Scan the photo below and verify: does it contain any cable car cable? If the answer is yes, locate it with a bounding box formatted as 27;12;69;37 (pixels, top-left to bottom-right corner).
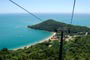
59;0;76;60
9;0;42;22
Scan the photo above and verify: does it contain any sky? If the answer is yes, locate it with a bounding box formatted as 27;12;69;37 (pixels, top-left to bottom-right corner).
0;0;90;14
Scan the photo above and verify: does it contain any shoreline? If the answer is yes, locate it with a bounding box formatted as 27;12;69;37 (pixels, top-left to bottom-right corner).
12;32;56;50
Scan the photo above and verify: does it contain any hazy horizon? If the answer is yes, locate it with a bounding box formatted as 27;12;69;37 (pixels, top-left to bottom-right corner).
0;0;90;14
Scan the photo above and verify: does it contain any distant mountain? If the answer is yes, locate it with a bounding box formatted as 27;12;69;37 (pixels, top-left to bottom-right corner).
28;19;90;33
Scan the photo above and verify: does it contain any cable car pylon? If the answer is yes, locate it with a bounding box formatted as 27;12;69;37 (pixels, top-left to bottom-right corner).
58;0;76;60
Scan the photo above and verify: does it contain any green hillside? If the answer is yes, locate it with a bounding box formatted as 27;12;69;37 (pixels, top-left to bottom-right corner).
28;19;90;33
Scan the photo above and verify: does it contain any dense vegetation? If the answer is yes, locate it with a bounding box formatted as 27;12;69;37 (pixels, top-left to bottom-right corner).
28;19;90;33
0;35;90;60
63;35;90;60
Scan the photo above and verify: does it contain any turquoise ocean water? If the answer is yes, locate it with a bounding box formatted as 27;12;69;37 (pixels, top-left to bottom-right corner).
0;13;90;50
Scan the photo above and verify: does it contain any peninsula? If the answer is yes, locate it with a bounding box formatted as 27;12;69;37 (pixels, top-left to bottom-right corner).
28;19;90;33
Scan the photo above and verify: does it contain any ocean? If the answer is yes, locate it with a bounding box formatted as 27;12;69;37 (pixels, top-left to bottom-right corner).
0;13;90;50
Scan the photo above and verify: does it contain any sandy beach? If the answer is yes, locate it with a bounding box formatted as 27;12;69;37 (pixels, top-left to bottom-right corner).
12;32;56;50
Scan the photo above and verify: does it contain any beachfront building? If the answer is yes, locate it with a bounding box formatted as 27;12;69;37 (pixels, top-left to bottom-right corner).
50;35;58;41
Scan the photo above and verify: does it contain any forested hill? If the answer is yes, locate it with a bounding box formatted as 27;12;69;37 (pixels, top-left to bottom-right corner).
0;35;90;60
28;19;90;33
